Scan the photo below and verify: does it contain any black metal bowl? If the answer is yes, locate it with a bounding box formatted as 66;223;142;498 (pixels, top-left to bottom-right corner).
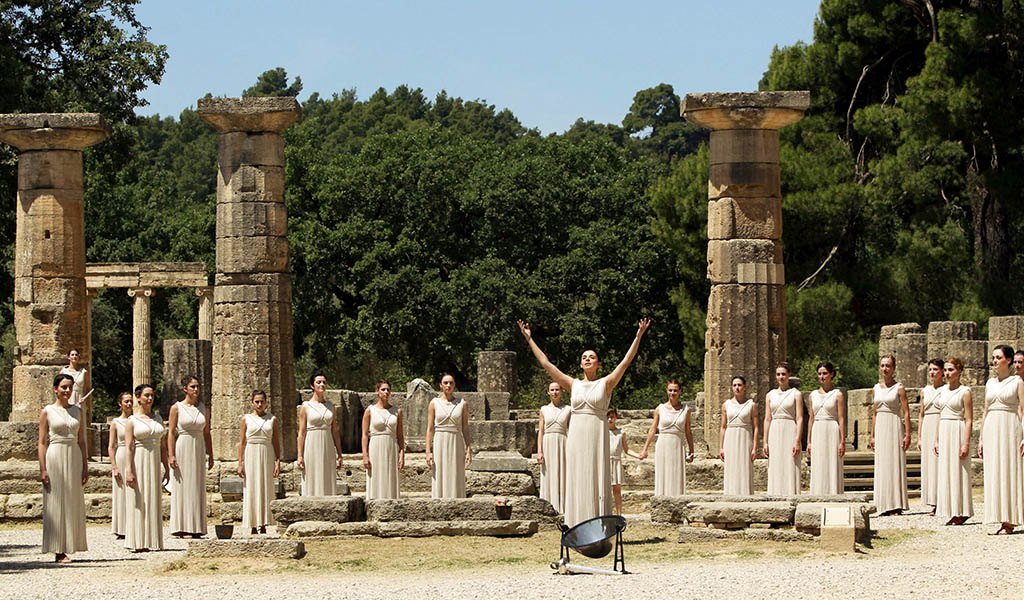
561;515;626;559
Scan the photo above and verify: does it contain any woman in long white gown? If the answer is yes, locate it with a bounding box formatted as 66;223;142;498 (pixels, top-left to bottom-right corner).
934;358;973;525
537;382;570;512
979;345;1024;535
639;379;694;497
870;355;910;516
167;376;213;537
124;384;168;552
108;392;134;539
426;374;471;498
39;374;89;563
720;376;758;496
763;363;803;495
238;390;282;534
807;361;845;495
918;359;945;514
518;318;650;528
298;373;343;496
362;380;405;500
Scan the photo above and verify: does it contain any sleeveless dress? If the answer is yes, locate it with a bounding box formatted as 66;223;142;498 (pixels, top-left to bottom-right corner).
539;403;570;513
41;404;88;555
723;399;754;495
983;375;1024;525
125;415;165;551
936;385;973;520
431;397;467;498
766;388;801;495
169;401;208;535
59;366;87;407
609;428;625;486
242;413;277;529
655;402;689;496
872;382;909;513
111;416;129;536
302;400;337;496
564;377;613;527
919;384;942;507
366;405;401;500
809;389;843;495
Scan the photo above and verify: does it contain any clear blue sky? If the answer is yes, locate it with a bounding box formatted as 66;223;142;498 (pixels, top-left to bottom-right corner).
136;0;821;133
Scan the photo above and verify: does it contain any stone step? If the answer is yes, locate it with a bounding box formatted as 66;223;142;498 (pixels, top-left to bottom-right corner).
283;519;538;538
186;538;306;559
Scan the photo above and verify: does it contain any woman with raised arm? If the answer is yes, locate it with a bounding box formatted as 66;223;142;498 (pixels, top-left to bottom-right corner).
979;345;1024;534
39;374;89;563
518;318;651;527
763;363;803;495
639;379;694;497
238;390;282;535
426;374;472;498
720;376;759;496
297;373;342;496
807;362;846;495
919;359;945;514
537;382;570;513
362;380;405;500
124;384;168;552
934;358;973;525
167;375;213;538
108;392;134;539
870;355;910;516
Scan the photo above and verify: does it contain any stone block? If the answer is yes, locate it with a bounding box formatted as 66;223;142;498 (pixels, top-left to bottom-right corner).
708;162;781;200
186;539;305;559
0;113;109;150
687;501;795;525
988;316;1024;342
218;132;285;168
217;201;288;238
946;340;988;369
879;323;921;358
707;129;780;165
162;339;212;419
0;461;42;494
706;239;780;285
467;471;536;496
10;365;65;422
707;197;782;241
894;333;928;388
468;420;536;457
270;496;364;527
219;501;243;523
213;301;278;337
197;97;301;134
927;321;978;362
16;151;85;189
220;475;244;501
365;496;559;527
684;92;810;129
283;521;380;537
217;165;286;203
477;351;517;394
0;421;41;459
794;502;872;543
4;493;43;519
84;493;112;520
962;368;989;387
15;189;86;276
216;235;289;274
469;451;532;472
377;519;537;538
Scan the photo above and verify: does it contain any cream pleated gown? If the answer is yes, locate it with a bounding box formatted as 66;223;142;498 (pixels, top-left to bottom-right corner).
111;416;129;537
723;399;754;495
366;405;401;500
242;413;277;530
539;403;570;513
301;400;337;496
919;384;942;507
983;375;1024;526
654;402;690;496
564;377;613;528
169;401;208;535
431;397;467;498
809;389;843;495
125;415;164;551
872;383;909;513
41;404;88;555
936;385;973;520
609;427;625;486
766;388;801;495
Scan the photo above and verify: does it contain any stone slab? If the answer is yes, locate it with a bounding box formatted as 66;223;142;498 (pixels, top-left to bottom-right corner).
365;496;559;527
794;502;873;543
0;113;109;150
283;520;380;537
270;496;364;527
198;97;301;134
678;526;813;543
468;451;533;473
186;538;305;559
377;519;537;537
467;471;536;496
686;501;795;525
650;494;870;524
0;421;40;460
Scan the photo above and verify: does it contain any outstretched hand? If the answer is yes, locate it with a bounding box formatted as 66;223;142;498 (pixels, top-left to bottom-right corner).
636;318;651;338
517;320;532;340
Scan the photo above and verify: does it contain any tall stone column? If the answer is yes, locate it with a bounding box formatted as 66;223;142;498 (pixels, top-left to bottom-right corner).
0;114;108;422
682;92;809;451
198;97;300;460
128;287;154;389
195;287;213;341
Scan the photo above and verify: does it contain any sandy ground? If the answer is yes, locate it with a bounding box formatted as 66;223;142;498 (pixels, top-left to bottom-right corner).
2;502;1022;600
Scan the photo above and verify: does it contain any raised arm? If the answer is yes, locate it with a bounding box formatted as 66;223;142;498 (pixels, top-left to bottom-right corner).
605;318;652;391
518;321;573;391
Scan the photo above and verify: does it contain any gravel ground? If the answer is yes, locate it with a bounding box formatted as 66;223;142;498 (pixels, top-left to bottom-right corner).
2;502;1022;600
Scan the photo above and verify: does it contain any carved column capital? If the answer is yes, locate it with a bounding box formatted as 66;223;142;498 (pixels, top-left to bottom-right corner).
128;287;154;299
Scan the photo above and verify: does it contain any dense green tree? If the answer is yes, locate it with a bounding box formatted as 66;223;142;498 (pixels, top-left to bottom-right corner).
243;67;303;97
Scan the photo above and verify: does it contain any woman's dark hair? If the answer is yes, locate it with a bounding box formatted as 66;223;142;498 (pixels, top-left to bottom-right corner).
776;362;791;373
134;383;153;397
945;357;964;372
879;354;896;367
250;389;267;401
994;345;1015;361
308;371;326;387
375;380;391;391
182;374;200;387
816;361;837;376
928;358;945;369
439;372;456;384
53;373;74;388
606;407;618;417
731;375;747;385
666;378;682;388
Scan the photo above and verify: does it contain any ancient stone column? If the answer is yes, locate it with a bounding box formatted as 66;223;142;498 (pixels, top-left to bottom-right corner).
162;339;213;420
198;97;300;460
477;351;517;394
0;114;108;422
195;286;213;341
128;287;154;389
683;92;809;451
